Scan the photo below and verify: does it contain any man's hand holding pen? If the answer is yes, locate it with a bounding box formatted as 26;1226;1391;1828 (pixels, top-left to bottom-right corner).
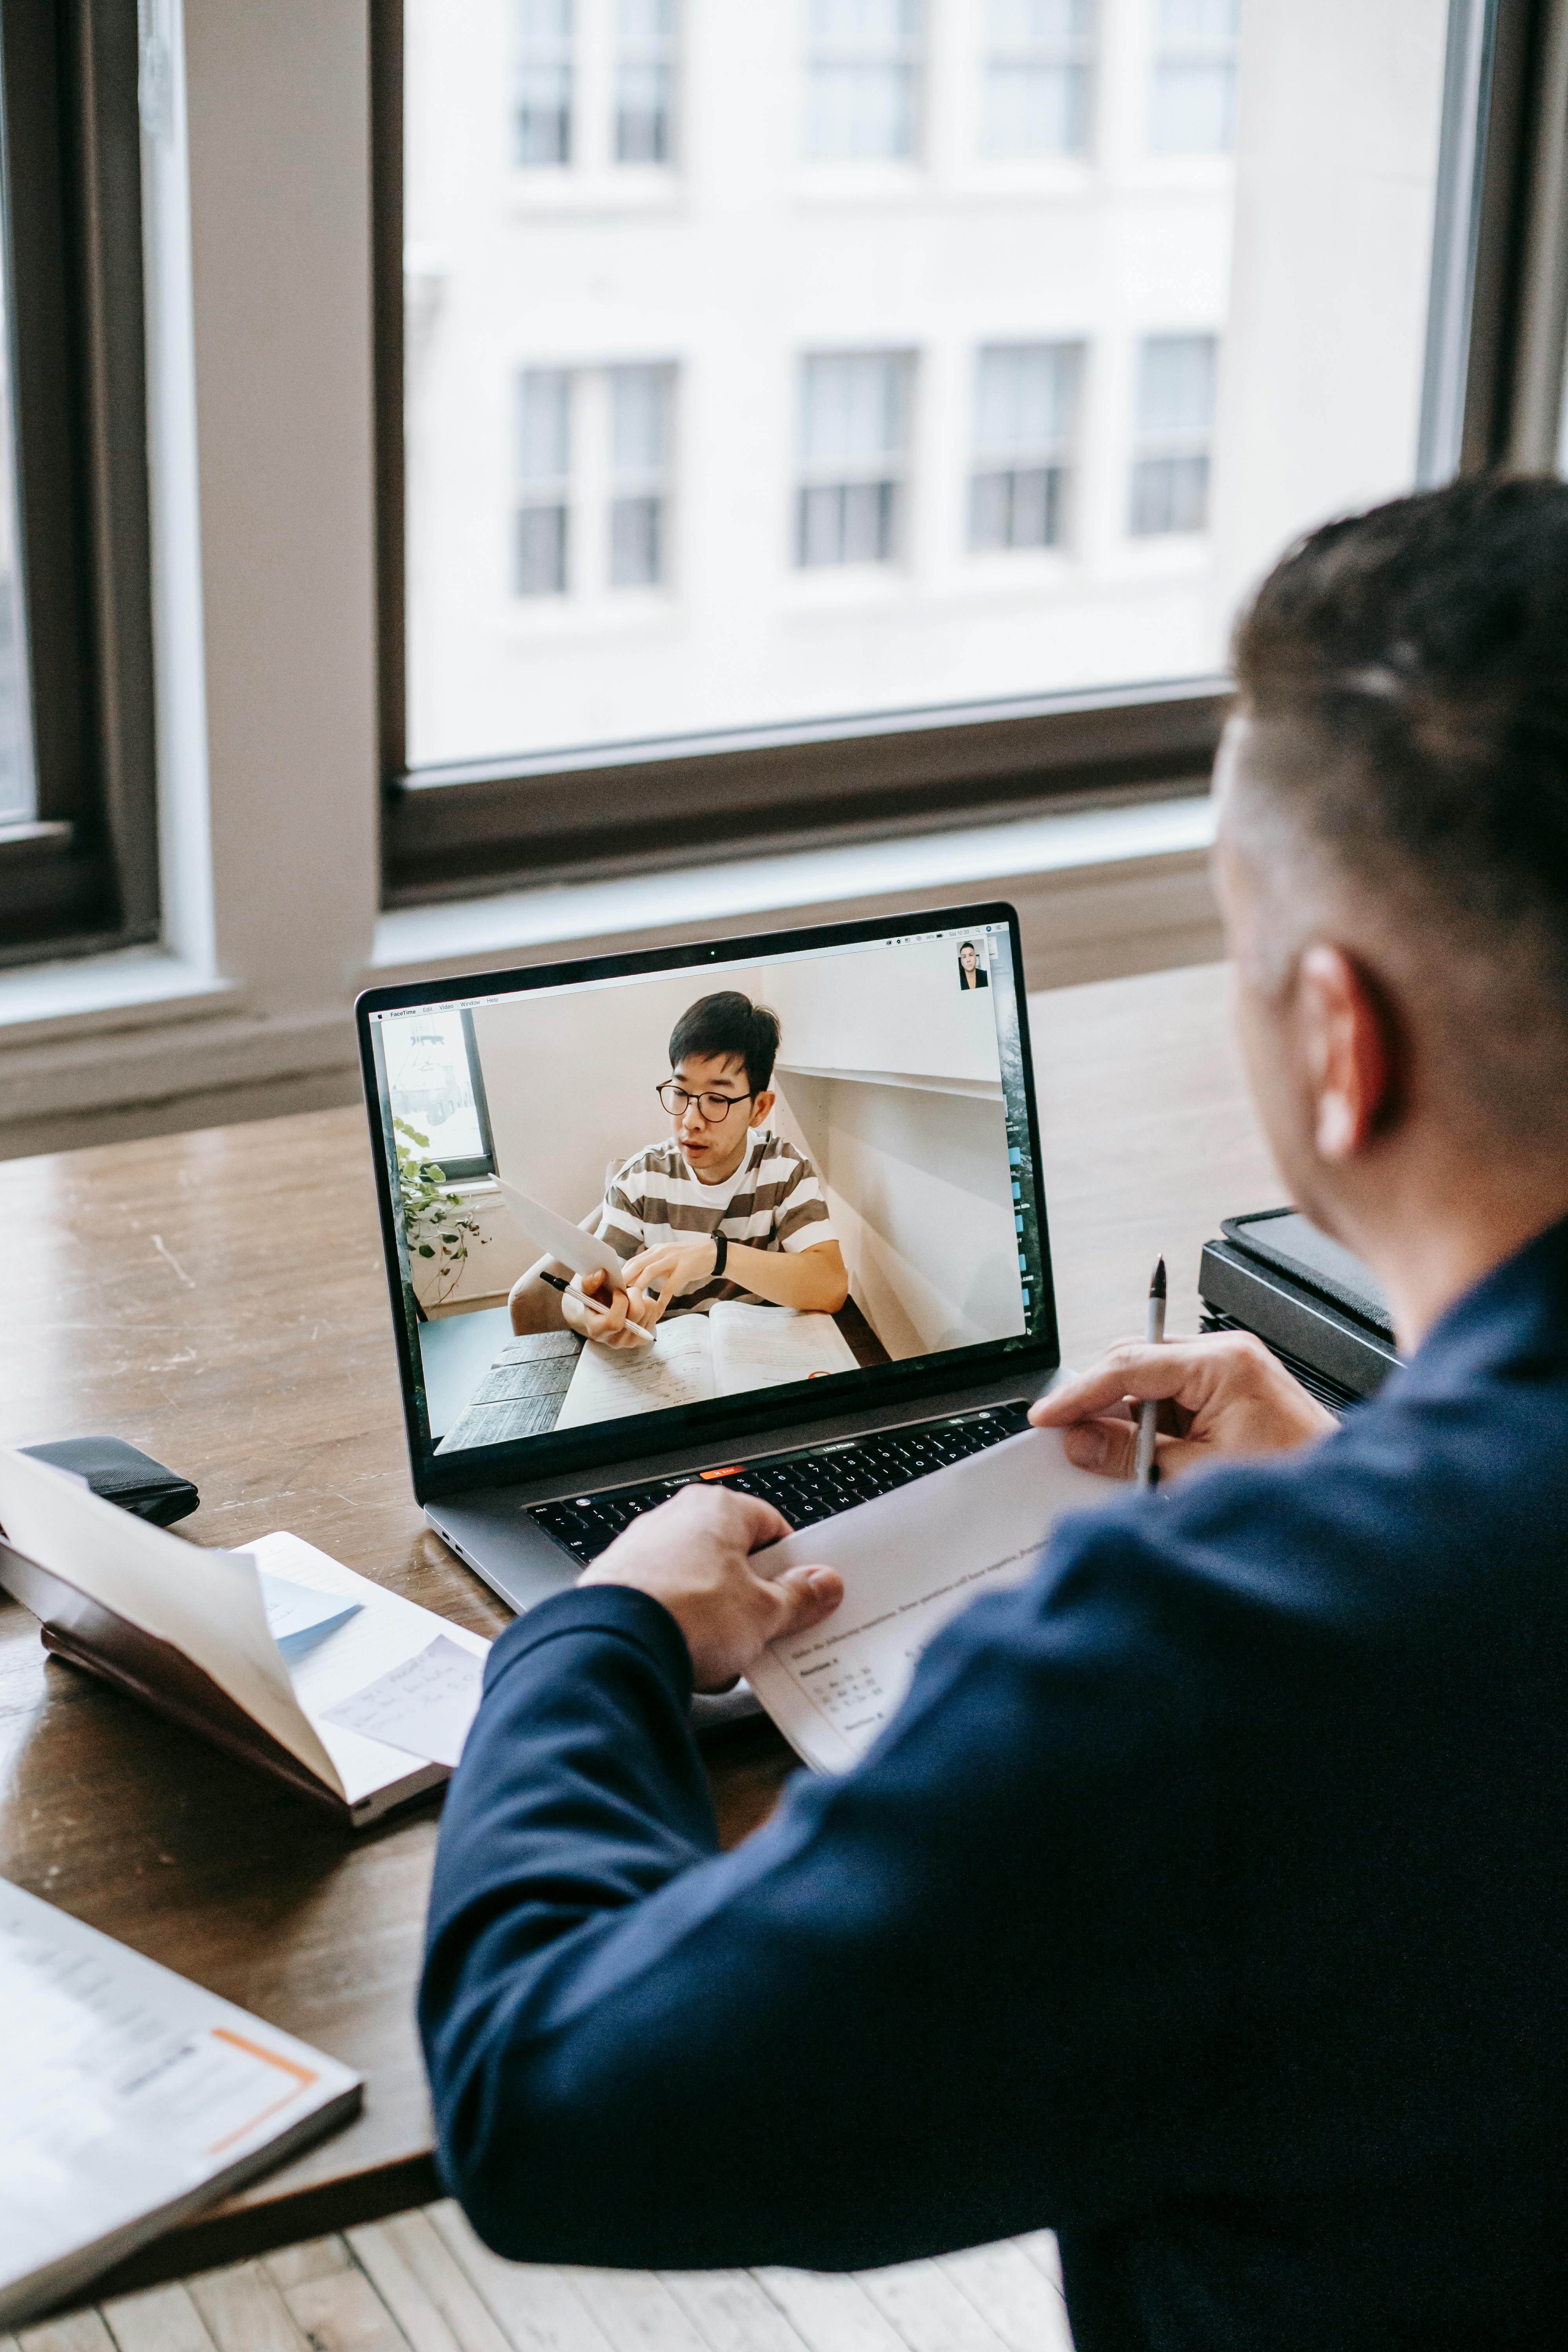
1031;1327;1336;1482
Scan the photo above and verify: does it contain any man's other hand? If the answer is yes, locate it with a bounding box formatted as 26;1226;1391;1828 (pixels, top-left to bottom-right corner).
579;1486;844;1689
1029;1329;1338;1483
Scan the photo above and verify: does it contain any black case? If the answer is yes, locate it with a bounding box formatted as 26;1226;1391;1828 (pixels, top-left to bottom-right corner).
1198;1208;1399;1409
20;1437;200;1527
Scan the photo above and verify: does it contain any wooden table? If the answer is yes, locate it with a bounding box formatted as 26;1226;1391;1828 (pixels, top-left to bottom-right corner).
0;960;1281;2298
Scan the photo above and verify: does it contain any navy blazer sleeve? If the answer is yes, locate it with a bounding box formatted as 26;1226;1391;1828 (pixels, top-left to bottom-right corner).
420;1497;1257;2272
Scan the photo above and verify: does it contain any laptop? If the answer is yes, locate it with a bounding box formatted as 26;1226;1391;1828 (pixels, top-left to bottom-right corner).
356;901;1060;1693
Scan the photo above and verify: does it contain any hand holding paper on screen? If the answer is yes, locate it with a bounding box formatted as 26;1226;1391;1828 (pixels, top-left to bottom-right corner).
495;1179;654;1345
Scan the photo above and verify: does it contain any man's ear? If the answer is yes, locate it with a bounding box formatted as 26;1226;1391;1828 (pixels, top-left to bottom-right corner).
1297;944;1397;1160
750;1088;776;1129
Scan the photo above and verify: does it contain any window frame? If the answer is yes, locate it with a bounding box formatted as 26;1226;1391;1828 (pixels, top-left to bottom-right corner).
387;1005;498;1185
373;0;1555;913
0;0;158;967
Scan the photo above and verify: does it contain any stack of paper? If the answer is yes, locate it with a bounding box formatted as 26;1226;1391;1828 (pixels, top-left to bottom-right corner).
0;1877;360;2325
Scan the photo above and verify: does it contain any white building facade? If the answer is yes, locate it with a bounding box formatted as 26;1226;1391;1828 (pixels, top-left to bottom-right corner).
404;0;1241;772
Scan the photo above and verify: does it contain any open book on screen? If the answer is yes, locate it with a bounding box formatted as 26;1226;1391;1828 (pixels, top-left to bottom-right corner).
0;1450;490;1827
748;1426;1108;1772
554;1301;860;1428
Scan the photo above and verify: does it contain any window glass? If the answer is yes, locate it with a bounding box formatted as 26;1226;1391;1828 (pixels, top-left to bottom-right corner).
516;0;574;166
0;221;32;823
971;343;1079;550
1131;333;1215;535
797;354;908;566
805;0;921;162
403;3;1452;773
1151;0;1236;155
981;0;1091;160
516;370;572;595
383;1009;492;1176
616;0;675;163
610;365;673;586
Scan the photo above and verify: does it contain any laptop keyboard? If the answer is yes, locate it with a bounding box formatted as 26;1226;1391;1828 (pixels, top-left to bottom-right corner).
529;1401;1033;1567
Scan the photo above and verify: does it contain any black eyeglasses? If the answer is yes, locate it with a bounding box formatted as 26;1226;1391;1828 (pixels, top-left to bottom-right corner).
657;1081;753;1122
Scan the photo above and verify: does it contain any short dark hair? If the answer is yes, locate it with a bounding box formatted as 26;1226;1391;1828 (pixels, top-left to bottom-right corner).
1231;475;1568;1138
668;992;781;1096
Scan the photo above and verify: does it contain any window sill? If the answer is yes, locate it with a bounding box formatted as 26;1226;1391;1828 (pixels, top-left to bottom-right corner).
371;790;1220;987
0;946;233;1044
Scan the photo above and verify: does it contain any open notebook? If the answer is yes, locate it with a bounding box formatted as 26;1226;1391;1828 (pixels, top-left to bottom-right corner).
555;1301;859;1428
438;1302;859;1450
0;1877;360;2326
0;1450;490;1827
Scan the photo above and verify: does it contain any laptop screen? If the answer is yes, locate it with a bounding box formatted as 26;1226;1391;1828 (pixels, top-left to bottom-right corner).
360;904;1056;1493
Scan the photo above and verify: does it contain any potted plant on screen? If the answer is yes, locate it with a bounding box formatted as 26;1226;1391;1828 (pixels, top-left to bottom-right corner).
395;1118;486;1315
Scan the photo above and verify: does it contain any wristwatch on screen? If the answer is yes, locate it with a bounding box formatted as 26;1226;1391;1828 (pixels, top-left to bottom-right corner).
710;1232;727;1280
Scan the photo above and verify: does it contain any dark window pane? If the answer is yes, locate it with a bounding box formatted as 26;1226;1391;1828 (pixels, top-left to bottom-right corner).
611;494;663;584
517;503;568;592
1130;452;1209;534
617;62;670;161
969;465;1063;549
517;65;572;164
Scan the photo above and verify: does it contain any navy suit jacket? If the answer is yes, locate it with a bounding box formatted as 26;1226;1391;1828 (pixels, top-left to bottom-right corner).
421;1219;1568;2350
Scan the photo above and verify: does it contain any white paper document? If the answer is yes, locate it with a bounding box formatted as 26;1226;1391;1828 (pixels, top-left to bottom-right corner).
321;1633;485;1768
0;1878;359;2326
748;1427;1108;1772
555;1312;718;1426
706;1301;859;1394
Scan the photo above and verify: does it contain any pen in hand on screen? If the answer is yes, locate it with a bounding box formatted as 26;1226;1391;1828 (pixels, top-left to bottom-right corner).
1133;1256;1167;1489
538;1267;655;1344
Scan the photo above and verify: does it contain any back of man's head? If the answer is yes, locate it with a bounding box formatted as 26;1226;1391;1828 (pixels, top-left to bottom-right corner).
1229;474;1568;1154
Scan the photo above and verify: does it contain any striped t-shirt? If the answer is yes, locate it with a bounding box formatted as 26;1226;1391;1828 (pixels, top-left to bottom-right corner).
597;1132;836;1315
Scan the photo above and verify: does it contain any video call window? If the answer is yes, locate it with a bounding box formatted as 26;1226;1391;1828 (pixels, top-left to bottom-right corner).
373;923;1042;1458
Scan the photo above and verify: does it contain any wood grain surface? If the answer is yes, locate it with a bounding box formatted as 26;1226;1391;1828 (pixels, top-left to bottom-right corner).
0;960;1281;2299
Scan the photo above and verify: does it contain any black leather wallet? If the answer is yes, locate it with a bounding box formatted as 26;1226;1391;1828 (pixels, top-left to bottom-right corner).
20;1436;200;1527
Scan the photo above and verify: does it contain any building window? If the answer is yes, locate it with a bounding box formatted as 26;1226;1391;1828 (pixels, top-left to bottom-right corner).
804;0;921;163
516;366;674;597
981;0;1092;160
797;354;909;567
615;0;675;163
1150;0;1237;155
1130;334;1216;535
609;365;673;585
516;371;572;594
970;343;1080;550
516;0;574;167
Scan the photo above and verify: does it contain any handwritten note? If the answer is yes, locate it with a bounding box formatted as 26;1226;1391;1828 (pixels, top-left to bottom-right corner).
320;1634;484;1769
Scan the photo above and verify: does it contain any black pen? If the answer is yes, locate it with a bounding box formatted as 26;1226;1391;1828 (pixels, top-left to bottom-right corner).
1133;1256;1166;1488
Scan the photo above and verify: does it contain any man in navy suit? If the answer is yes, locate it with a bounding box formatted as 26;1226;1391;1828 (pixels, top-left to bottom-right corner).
421;477;1568;2349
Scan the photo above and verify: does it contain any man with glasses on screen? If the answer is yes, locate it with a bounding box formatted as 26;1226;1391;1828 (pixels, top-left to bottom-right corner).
507;988;848;1346
425;478;1568;2349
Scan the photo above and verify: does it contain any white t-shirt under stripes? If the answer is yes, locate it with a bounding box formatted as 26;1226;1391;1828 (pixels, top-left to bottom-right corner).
597;1132;837;1316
